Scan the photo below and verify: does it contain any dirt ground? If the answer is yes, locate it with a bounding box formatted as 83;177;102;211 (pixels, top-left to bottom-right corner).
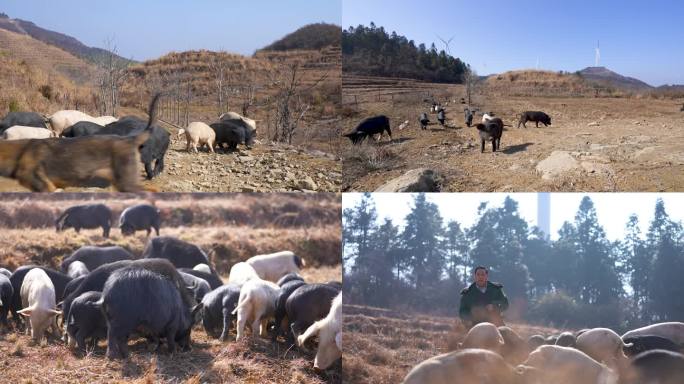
0;130;342;193
342;77;684;192
343;304;565;384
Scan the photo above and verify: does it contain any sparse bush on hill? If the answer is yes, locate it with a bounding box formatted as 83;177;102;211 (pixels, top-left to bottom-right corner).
8;98;20;112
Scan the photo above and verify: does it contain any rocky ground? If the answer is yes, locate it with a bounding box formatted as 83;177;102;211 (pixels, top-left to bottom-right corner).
150;135;342;192
342;85;684;192
0;134;342;193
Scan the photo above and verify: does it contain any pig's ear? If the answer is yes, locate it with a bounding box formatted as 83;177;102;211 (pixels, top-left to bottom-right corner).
17;307;33;317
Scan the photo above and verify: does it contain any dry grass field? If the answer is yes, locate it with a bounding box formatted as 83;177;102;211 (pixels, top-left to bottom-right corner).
341;74;684;192
0;193;342;384
343;304;564;384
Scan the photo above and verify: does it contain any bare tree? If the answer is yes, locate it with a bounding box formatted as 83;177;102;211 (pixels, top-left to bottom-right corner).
463;64;478;106
241;78;257;117
209;50;231;116
96;37;130;116
271;62;329;144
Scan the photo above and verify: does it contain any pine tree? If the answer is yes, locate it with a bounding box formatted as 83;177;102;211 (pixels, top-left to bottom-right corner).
401;194;444;291
573;196;623;305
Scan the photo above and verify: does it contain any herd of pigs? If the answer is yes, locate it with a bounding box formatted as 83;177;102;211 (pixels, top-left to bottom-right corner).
0;202;342;371
0;94;257;192
402;321;684;384
344;101;553;153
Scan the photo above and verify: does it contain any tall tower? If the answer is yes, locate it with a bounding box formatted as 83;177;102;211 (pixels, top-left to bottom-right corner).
595;40;601;67
537;192;551;240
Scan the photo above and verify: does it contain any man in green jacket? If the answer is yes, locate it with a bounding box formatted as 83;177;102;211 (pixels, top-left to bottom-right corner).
459;266;509;328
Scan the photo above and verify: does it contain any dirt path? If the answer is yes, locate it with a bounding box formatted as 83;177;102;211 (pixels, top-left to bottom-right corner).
342;85;684;192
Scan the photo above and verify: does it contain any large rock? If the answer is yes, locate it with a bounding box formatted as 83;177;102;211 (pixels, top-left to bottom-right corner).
375;168;442;192
536;151;579;180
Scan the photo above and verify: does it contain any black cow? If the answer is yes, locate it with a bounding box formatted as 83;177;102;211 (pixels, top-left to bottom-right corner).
96;116;170;179
101;266;201;359
55;204;113;237
142;236;210;269
343;115;392;144
518;111;551;128
119;204;160;236
60;245;133;273
0;112;47;133
475;118;504;153
60;121;104;137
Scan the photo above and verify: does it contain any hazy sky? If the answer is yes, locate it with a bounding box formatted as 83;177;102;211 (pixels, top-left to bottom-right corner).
343;193;684;242
343;0;684;86
3;0;341;60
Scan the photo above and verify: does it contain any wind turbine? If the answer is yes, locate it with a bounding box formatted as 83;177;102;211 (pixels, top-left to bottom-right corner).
595;40;600;67
436;34;455;55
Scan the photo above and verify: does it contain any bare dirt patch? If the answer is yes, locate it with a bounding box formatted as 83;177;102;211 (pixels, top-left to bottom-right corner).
342;76;684;192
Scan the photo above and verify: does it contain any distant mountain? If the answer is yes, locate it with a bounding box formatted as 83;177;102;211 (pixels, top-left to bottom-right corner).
0;12;133;65
656;84;684;91
259;23;341;52
578;66;653;91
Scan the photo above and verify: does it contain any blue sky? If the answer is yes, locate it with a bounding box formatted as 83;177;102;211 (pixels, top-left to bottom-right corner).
343;0;684;86
3;0;341;60
343;193;684;242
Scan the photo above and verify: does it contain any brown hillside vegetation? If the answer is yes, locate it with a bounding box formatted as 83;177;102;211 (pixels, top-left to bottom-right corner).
341;75;684;192
0;194;342;383
484;70;599;97
0;29;96;115
123;46;341;150
0;193;341;272
0;28;96;85
343;304;565;384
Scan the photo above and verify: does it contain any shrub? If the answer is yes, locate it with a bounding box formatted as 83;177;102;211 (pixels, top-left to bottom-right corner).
38;84;53;100
8;99;20;112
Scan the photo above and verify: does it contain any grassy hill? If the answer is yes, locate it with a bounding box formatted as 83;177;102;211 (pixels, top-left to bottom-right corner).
484;69;614;97
0;12;133;65
0;29;96;115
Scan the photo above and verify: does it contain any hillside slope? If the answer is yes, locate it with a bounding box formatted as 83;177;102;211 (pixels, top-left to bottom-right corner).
0;12;131;64
579;66;653;91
